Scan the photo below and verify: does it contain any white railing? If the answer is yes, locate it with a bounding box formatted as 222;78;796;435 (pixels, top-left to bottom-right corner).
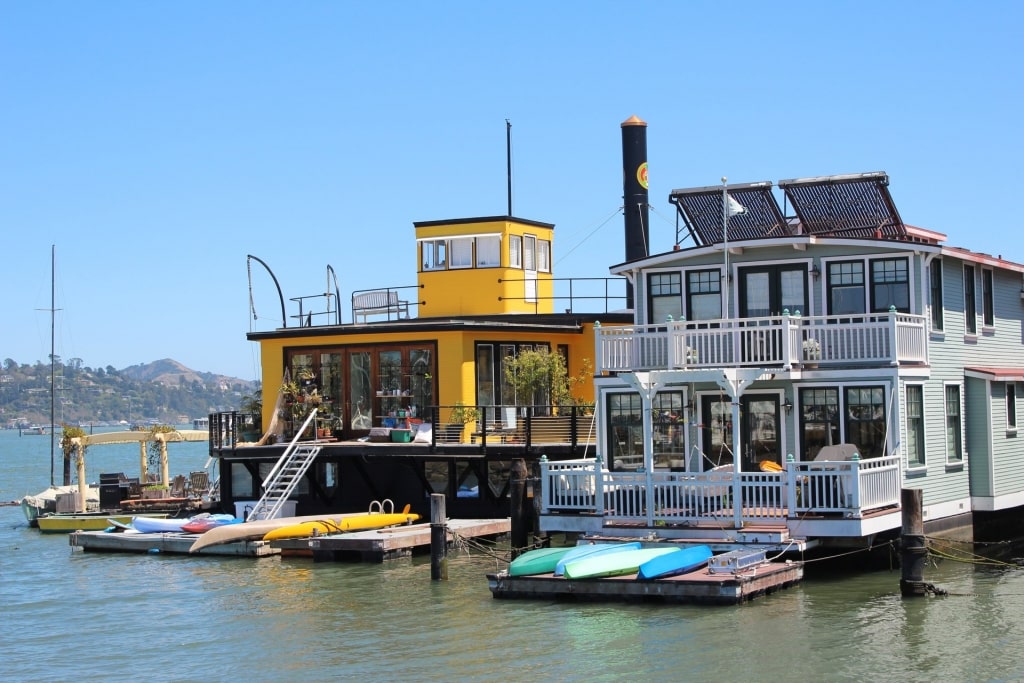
596;313;927;372
540;455;902;531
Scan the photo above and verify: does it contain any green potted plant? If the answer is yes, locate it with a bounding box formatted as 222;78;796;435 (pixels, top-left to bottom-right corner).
240;388;263;441
444;402;479;442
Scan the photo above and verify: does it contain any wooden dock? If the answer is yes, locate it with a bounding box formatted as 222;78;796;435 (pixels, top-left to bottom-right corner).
269;518;511;562
487;559;803;605
69;530;280;557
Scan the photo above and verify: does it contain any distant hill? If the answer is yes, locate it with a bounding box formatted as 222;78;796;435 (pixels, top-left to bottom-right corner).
0;357;256;426
119;358;250;390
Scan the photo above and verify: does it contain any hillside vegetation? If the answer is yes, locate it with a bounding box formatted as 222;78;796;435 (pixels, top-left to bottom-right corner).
0;357;255;427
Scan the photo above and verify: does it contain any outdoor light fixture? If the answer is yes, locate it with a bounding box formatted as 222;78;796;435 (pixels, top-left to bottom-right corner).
811;264;821;280
783;398;793;414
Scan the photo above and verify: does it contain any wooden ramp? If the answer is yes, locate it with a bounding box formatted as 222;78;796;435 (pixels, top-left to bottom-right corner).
269;518;511;562
69;530;280;557
487;559;802;605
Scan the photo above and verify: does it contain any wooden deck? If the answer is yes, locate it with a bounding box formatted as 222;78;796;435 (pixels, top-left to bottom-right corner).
270;517;511;562
487;557;803;605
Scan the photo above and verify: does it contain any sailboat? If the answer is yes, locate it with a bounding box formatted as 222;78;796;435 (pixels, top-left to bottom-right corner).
20;246;99;525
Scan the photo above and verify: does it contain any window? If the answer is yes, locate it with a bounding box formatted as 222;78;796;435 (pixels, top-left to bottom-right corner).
449;237;473;269
738;264;807;317
982;268;994;327
524;235;536;271
945;384;963;463
905;384;925;467
1008;384;1017;431
827;261;865;315
537;239;551;273
648;272;682;323
652;392;685;469
608;393;643;470
964;265;977;334
871;258;909;312
799;387;840;460
687;269;722;321
844;386;886;459
476;235;501;267
422;240;447;271
509;235;522;268
929;258;944;331
475;341;550;408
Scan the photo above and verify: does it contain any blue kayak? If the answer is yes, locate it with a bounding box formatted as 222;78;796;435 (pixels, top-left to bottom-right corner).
637;544;713;580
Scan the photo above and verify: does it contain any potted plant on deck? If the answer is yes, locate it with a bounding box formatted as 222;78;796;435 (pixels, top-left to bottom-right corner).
444;402;479;443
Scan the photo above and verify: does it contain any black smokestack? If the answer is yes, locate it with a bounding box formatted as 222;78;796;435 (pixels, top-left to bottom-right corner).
621;115;649;309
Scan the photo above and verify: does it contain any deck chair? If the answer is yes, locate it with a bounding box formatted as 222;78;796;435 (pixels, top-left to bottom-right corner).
189;471;210;497
169;475;187;498
499;406;520;442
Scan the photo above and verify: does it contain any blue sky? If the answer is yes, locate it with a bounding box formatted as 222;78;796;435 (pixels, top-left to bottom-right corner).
2;1;1021;381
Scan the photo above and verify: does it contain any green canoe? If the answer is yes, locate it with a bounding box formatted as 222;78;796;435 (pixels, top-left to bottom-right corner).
508;546;573;576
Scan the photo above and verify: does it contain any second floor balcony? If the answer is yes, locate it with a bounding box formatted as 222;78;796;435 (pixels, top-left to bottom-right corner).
596;311;928;373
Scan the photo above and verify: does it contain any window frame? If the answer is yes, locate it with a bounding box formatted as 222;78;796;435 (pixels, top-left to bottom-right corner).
647;270;682;324
929;258;944;331
826;260;866;316
475;235;501;268
509;235;522;269
448;237;474;269
982;268;994;328
686;268;723;322
422;239;447;271
537;239;551;273
1008;383;1017;432
964;264;977;335
905;383;926;468
944;382;964;464
870;257;910;313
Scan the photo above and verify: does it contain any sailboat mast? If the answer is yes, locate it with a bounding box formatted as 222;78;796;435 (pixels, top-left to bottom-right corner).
50;244;56;486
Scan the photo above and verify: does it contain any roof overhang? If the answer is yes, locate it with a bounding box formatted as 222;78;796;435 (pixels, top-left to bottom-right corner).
965;367;1024;382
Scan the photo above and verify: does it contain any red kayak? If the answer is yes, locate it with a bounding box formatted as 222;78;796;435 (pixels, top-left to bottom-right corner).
181;514;240;534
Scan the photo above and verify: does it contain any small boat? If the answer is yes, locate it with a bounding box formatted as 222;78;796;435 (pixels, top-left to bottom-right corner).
562;547;680;580
553;541;641;577
21;485;99;526
507;546;573;577
37;511;167;533
131;516;191;533
636;544;713;580
189;512;373;553
262;505;420;541
180;514;240;534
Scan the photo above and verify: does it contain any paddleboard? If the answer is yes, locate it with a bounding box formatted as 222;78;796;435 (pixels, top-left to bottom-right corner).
507;546;572;577
563;547;680;580
636;544;713;580
189;512;369;553
263;509;420;541
553;541;641;577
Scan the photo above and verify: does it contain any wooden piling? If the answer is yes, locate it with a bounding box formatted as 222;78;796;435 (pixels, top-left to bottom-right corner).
510;459;528;559
900;487;927;597
430;493;447;581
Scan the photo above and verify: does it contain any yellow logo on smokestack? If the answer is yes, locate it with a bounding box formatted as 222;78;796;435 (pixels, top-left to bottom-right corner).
637;162;648;189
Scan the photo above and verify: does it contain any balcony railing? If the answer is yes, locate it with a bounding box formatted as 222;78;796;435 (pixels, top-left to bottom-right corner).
596;312;927;373
540;455;902;531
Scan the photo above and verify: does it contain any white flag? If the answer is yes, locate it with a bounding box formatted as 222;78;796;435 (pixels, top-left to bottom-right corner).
727;195;747;217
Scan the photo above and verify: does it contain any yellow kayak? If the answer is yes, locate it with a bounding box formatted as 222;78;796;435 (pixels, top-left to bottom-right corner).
263;504;420;541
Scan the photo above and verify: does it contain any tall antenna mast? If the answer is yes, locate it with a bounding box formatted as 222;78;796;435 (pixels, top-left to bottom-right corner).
506;119;512;215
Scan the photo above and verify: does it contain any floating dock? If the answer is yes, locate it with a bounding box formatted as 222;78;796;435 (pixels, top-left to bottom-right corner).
69;530;280;557
269;518;511;562
487;556;802;605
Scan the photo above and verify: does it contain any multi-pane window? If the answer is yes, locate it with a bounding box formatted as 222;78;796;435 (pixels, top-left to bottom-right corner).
524;235;536;271
905;384;925;467
1008;384;1017;430
945;384;963;463
964;265;977;334
870;258;909;312
799;387;840;461
648;272;682;323
687;269;722;321
844;386;887;459
827;261;865;315
476;235;501;267
929;258;944;331
982;269;994;327
608;393;644;470
422;240;447;271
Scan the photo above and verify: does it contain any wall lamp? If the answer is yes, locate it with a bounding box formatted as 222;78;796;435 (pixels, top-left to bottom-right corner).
783;398;793;414
810;264;821;280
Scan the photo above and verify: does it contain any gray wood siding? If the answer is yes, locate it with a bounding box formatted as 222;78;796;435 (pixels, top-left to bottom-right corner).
989;381;1024;499
965;376;994;497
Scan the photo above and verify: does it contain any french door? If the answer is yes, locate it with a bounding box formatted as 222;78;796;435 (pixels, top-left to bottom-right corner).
700;394;781;471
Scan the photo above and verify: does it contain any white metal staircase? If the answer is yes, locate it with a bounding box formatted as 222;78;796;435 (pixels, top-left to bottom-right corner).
247;410;321;521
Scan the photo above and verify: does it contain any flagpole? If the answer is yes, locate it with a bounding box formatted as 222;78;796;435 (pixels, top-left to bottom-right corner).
722;177;729;319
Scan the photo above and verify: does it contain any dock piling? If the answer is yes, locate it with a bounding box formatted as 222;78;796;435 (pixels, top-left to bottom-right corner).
900;488;928;597
430;493;447;581
510;459;528;559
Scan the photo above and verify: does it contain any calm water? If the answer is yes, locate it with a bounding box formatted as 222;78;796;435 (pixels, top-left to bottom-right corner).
2;428;1023;682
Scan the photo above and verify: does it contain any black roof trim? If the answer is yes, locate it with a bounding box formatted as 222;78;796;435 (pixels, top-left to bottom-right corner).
413;216;555;230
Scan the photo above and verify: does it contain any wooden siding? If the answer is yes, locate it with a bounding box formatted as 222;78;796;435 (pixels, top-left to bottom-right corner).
989;381;1024;500
965;376;993;497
